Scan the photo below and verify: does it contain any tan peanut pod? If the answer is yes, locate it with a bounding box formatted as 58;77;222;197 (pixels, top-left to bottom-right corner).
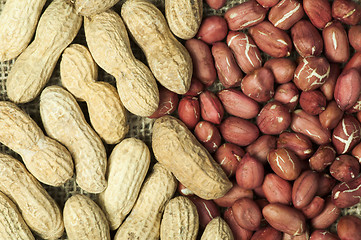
0;0;46;61
84;10;159;117
61;44;128;144
98;138;151;230
114;163;177;240
0;191;34;240
165;0;203;40
6;0;82;104
74;0;119;16
160;196;199;240
0;101;73;187
63;194;110;240
40;86;107;193
121;0;192;94
152;115;232;200
0;153;63;239
201;217;234;240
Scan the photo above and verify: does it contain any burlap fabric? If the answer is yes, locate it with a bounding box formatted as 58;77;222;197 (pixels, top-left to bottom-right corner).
0;0;360;239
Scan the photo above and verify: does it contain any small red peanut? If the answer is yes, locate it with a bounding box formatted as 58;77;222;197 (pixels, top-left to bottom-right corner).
291;20;323;57
334;68;361;111
323;21;350;63
320;63;340;101
232;198;262;231
194;121;221;153
343;52;361;75
303;0;332;29
246;135;277;164
310;230;340;240
332;115;361;154
214;180;253;208
268;0;305;30
330;154;360;182
149;86;178;118
196;16;228;44
256;0;280;8
299;90;326;116
301;196;325;219
264;58;296;84
277;132;313;160
309;145;336;172
184;77;205;96
311;197;341;229
268;148;302;181
349;25;361;52
223;208;254;240
332;175;361;208
262;173;292;205
337;215;361;240
316;173;337;197
351;142;361;163
319;101;344;130
178;96;200;129
199;90;224;125
251;226;283;240
332;0;361;25
292;170;319;209
256;101;291;135
188;196;220;229
236;153;264;190
214;143;245;177
274;82;299;111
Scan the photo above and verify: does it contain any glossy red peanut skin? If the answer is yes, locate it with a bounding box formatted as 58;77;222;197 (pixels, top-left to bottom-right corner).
226;31;262;74
310;230;340;240
274;82;299;111
343;52;361;75
303;0;332;29
332;115;361;154
194;121;221;153
323;21;350;63
263;203;306;236
332;0;361;25
197;16;228;44
177;182;194;196
232;198;262;231
309;145;336;172
188;196;220;229
268;0;304;30
292;20;323;57
319;101;344;130
214;180;253;207
301;196;325;219
348;95;361;113
249;21;292;58
334;68;361;111
214;143;245;177
256;0;279;8
220;116;260;146
224;208;253;240
321;63;340;101
184;77;204;96
256;101;291;135
251;226;283;240
293;56;330;91
332;175;361;208
311;197;341;229
330;155;360;182
349;25;361;52
351;142;361;163
149;86;178;118
241;67;275;103
225;0;267;31
185;39;217;86
316;173;337;197
337;215;361;240
205;0;226;10
199;90;224;125
178;96;200;129
292;170;319;209
212;42;243;88
277;132;313;160
246;135;277;164
218;89;260;120
291;109;331;145
262;173;292;205
299;90;326;116
268;148;302;181
236;153;264;190
264;58;296;84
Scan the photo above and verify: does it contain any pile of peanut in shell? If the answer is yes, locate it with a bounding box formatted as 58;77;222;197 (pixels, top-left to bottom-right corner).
1;0;361;239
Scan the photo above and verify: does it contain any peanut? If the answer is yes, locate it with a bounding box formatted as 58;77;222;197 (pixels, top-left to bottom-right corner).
277;132;313;160
160;196;199;240
61;44;128;144
303;0;332;29
337;215;361;240
40;86;107;193
149;85;179;119
232;198;262;231
0;153;63;239
224;208;253;240
63;194;110;240
256;101;291;135
114;163;177;240
188;196;220;229
311;197;340;229
291;20;323;57
6;0;82;103
299;90;327;115
214;180;253;207
323;21;350;63
199;90;224;125
84;9;159;117
292;170;319;209
330;155;360;182
264;58;296;84
152;115;232;199
268;148;302;181
201;217;234;240
268;0;305;30
262;173;292;205
98;138;150;230
0;0;46;61
165;0;203;40
214;143;245;177
121;0;192;94
196;16;228;44
0;101;73;187
236;153;264;190
74;0;119;16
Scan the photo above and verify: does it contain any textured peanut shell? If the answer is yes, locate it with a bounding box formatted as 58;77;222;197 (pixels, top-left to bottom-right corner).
61;44;128;144
152;115;232;200
160;196;199;240
165;0;203;40
0;191;34;240
201;217;234;240
98;138;150;230
40;86;107;193
0;101;73;187
74;0;119;16
121;0;192;94
63;194;110;240
0;153;63;239
114;163;177;240
6;0;82;103
85;10;159;117
0;0;46;61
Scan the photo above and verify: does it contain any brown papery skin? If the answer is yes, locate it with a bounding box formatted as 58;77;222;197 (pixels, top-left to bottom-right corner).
303;0;332;29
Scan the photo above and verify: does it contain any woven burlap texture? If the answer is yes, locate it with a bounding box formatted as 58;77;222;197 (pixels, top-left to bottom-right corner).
1;0;361;239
